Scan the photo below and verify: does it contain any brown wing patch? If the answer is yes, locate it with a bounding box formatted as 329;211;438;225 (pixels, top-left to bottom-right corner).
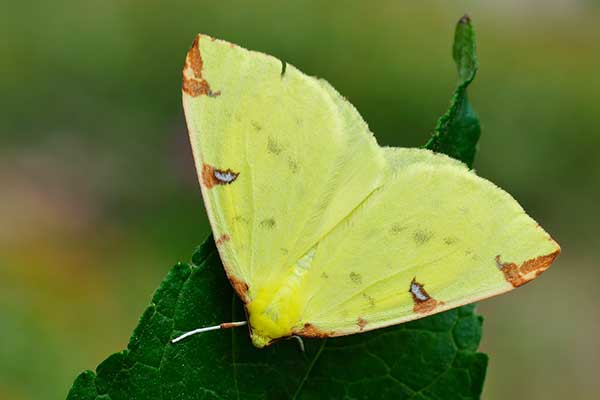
215;234;230;246
182;35;221;97
201;163;239;188
293;323;335;338
228;273;249;303
409;278;444;314
496;258;523;287
520;252;559;275
496;250;560;288
357;317;368;331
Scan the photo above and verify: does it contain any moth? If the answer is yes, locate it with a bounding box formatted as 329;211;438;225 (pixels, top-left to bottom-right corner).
175;34;560;348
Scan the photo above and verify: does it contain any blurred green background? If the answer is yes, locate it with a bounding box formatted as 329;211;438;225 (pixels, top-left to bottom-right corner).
1;1;599;399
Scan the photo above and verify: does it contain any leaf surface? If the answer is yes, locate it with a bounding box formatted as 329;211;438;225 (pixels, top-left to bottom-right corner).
68;237;486;400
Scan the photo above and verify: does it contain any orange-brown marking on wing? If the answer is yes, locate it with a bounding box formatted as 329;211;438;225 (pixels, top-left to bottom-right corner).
414;299;439;314
409;278;444;314
227;273;249;303
182;35;221;97
496;249;560;288
357;317;368;331
293;323;335;338
215;234;231;246
496;257;526;287
201;163;217;188
201;163;239;189
520;251;560;276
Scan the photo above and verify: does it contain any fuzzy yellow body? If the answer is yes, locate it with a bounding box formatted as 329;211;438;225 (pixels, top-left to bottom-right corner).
182;35;560;348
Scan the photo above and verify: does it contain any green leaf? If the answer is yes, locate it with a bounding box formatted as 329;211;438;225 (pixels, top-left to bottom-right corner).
425;14;481;168
68;237;486;400
67;15;487;400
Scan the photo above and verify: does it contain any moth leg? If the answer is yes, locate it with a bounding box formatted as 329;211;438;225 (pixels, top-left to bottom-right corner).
288;335;305;352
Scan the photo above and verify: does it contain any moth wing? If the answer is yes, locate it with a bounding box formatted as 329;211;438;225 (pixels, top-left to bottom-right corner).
296;148;560;336
182;35;386;299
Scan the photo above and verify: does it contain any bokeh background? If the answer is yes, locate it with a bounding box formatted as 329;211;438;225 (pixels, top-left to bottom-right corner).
2;1;599;399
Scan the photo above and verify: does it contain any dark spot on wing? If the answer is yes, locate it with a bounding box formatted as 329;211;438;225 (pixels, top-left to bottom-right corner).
362;293;375;307
233;215;249;225
251;121;262;131
390;223;406;235
349;272;362;285
267;137;283;155
443;236;458;245
288;158;299;173
260;218;276;229
413;229;433;245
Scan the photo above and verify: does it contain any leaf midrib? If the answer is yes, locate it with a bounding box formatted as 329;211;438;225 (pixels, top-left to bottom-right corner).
290;339;327;400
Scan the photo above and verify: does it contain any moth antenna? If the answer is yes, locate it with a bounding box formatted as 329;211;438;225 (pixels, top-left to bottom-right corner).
171;321;247;343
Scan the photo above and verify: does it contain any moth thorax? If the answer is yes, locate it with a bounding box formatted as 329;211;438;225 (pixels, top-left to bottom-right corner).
246;282;304;347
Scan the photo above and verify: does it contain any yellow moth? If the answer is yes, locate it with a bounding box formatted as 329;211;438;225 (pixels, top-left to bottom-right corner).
178;34;560;348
